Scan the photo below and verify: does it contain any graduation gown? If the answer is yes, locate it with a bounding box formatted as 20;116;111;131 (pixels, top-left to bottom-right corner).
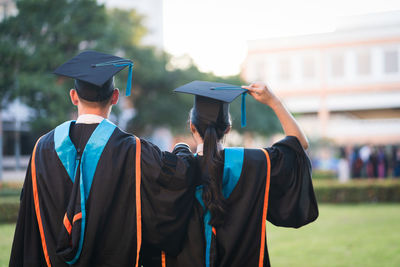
163;136;319;267
9;119;195;267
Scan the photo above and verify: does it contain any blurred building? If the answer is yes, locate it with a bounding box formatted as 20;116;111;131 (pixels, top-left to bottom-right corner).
0;0;31;172
0;0;16;21
102;0;165;139
103;0;164;48
242;11;400;145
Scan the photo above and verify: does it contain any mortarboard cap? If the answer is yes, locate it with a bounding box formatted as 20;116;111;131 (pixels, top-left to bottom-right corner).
174;81;248;127
53;51;134;102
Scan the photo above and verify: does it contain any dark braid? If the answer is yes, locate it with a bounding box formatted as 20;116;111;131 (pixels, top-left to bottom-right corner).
190;108;231;227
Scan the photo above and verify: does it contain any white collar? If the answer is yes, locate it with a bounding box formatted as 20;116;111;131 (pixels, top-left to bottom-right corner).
196;143;224;156
76;114;105;124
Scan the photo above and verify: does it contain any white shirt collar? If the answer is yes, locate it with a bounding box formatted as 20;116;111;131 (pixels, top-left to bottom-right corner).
196;143;224;156
76;114;105;124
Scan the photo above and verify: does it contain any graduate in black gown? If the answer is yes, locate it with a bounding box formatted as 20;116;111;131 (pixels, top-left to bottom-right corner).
160;81;319;267
9;51;195;267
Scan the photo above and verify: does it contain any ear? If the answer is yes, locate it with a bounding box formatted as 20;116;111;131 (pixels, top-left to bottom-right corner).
110;89;119;105
189;121;197;135
224;126;232;135
70;89;79;106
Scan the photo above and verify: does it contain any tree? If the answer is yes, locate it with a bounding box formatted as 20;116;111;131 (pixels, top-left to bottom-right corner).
88;8;280;136
0;1;280;139
125;49;280;136
98;8;280;136
0;0;108;135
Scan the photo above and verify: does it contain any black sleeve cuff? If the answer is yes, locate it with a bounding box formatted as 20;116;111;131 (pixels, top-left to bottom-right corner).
172;143;192;156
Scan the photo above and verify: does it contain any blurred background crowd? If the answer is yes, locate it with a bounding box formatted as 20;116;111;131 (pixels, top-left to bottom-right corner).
312;145;400;183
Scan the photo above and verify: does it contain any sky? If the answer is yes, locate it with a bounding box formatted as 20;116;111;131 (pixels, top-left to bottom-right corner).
104;0;400;76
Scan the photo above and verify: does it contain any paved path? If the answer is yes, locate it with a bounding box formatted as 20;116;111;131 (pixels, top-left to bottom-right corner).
1;169;26;182
1;156;29;182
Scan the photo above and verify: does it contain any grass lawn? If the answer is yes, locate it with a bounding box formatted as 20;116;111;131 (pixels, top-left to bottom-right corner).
1;204;399;266
0;223;14;267
267;204;400;267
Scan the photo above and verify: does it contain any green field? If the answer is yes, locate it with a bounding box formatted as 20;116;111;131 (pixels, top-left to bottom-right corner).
0;223;14;267
267;204;400;267
1;204;399;267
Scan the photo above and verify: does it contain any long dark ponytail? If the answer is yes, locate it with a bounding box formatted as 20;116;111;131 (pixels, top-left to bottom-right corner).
190;108;231;227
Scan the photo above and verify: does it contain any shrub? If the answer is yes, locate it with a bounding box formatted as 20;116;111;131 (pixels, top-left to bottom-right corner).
0;184;21;223
1;180;400;223
312;170;337;180
0;198;20;223
314;179;400;203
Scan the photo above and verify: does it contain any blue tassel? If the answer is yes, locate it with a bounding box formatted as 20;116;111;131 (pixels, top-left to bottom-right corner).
241;93;247;128
212;86;248;128
113;62;133;96
126;63;133;96
93;60;134;96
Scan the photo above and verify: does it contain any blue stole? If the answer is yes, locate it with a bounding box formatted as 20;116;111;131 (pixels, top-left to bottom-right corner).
54;119;116;264
195;147;244;267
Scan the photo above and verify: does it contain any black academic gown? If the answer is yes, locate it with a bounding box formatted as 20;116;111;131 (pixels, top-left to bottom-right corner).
9;120;195;267
163;136;319;267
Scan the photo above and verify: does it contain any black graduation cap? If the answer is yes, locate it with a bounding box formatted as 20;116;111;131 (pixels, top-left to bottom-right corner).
53;51;134;101
174;81;248;127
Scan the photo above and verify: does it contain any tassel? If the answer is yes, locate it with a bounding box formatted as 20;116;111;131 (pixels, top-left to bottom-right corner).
211;86;248;128
126;63;133;96
241;92;247;128
93;60;134;96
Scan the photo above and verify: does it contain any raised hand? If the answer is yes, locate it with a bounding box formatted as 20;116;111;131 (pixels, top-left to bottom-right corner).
242;82;278;107
242;81;309;150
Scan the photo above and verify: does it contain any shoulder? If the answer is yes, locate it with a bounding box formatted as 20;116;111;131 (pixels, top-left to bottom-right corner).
228;140;304;170
108;127;139;149
257;136;306;163
111;128;159;149
138;138;162;155
128;137;165;166
223;147;268;168
34;129;55;152
227;147;267;161
269;136;305;154
111;126;134;140
243;148;270;167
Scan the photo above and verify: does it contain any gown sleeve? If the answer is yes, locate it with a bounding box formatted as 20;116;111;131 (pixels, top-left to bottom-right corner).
140;140;196;256
265;136;319;228
9;158;47;267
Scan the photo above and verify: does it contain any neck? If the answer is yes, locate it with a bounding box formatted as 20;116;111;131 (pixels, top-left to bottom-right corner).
196;142;224;155
192;131;203;146
77;106;110;119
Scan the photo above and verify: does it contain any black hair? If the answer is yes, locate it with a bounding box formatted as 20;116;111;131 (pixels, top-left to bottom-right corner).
74;77;114;103
190;107;231;227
